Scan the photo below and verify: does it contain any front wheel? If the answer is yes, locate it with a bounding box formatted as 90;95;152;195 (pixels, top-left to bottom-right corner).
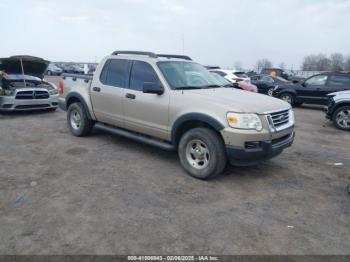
178;128;227;179
333;106;350;131
267;87;274;96
67;102;93;136
280;93;294;106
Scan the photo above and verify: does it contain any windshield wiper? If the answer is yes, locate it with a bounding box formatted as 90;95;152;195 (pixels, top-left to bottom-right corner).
201;84;223;88
175;86;203;90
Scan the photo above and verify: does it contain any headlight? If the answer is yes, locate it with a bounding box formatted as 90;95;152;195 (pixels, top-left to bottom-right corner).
227;112;263;131
2;89;15;96
289;109;295;125
49;88;58;95
48;83;58;95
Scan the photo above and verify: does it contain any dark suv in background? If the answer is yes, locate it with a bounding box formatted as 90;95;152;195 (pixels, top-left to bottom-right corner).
261;68;304;83
261;68;289;79
273;72;350;106
251;75;290;96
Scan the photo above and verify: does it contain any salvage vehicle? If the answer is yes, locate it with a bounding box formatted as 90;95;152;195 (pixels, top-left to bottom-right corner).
325;90;350;131
0;56;59;112
46;63;63;76
59;51;295;179
251;75;290;96
62;64;85;74
209;69;251;84
273;72;350;106
261;68;303;83
210;72;257;92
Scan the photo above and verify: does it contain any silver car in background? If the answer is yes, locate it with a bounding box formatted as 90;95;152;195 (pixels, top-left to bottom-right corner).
0;56;59;112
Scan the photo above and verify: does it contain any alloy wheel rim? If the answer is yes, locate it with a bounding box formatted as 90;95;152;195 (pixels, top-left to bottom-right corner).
70;109;81;130
336;109;350;128
186;139;210;170
267;88;274;96
281;94;292;104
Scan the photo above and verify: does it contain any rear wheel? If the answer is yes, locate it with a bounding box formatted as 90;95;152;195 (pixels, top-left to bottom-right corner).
178;128;227;179
333;106;350;131
67;102;93;136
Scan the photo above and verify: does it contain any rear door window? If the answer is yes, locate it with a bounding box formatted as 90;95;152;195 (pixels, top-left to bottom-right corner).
100;59;130;88
328;75;350;86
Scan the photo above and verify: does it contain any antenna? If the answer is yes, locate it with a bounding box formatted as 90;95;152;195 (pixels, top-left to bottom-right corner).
181;32;185;55
19;57;26;87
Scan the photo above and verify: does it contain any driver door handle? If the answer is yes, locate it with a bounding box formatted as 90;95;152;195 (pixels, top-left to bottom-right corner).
92;86;101;92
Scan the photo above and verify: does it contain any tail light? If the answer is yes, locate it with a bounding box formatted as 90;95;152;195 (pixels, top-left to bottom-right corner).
58;80;64;95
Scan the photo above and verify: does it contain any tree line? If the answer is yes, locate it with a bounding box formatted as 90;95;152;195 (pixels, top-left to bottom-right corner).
235;53;350;72
301;53;350;71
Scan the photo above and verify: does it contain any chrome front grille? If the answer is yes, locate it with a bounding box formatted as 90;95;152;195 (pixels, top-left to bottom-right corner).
16;90;49;100
268;109;290;128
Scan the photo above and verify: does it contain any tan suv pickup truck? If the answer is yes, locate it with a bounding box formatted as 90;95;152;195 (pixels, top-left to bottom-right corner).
58;51;295;179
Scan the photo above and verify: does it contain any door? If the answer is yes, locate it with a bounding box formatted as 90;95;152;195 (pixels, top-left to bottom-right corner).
327;74;350;93
298;74;330;104
123;60;169;140
90;59;131;127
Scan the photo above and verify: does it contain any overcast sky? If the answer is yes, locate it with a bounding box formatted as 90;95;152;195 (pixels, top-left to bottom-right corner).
1;0;349;69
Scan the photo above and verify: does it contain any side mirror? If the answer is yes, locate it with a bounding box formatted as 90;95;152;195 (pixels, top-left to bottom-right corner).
143;82;164;95
301;81;307;87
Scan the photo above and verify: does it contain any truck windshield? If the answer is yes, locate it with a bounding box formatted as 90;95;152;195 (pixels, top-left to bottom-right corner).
157;61;222;90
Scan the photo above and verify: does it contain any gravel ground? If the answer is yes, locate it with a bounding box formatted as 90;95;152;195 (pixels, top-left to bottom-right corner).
0;78;349;254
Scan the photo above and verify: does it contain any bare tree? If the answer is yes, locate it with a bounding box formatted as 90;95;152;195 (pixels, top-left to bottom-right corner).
345;55;350;71
255;58;273;72
329;53;344;71
302;53;330;71
234;61;243;70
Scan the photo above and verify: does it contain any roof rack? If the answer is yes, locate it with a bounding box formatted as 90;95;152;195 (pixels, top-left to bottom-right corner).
111;51;192;61
157;54;192;61
112;51;157;58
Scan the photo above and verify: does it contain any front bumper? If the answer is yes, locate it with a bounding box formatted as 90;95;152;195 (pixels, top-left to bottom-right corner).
324;98;335;120
221;119;295;166
0;95;59;111
225;132;295;165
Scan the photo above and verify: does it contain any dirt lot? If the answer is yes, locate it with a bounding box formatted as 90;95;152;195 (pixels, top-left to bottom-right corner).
0;77;349;255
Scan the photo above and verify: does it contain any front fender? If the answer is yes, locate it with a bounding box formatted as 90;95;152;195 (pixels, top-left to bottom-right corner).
171;113;225;144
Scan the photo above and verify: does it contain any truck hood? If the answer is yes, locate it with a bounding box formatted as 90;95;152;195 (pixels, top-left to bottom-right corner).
0;56;49;79
185;88;291;114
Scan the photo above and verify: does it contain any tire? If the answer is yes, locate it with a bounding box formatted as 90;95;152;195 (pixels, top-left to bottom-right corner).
332;106;350;131
178;127;227;179
67;102;93;136
279;93;294;106
267;87;274;96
